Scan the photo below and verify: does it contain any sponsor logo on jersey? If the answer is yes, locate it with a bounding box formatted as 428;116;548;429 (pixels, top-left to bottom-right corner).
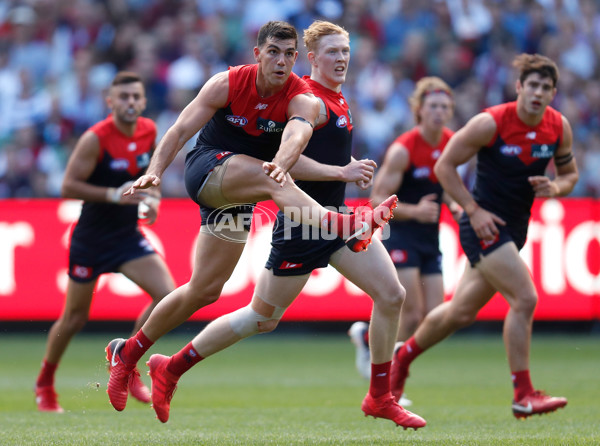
257;117;285;133
336;115;348;128
72;265;92;279
255;103;268;110
110;158;130;170
136;152;150;168
226;115;248;127
479;233;499;249
531;143;556;158
390;249;407;264
413;166;431;179
280;261;303;269
500;145;522;156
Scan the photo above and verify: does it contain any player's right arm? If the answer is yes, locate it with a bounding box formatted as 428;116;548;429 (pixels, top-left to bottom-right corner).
125;71;230;195
434;112;506;240
61;131;141;204
371;141;438;223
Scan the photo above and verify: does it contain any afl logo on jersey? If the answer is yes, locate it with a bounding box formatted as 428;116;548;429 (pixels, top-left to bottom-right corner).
500;145;522;156
336;115;348;128
432;149;441;160
127;142;137;152
110;159;130;170
413;166;431;179
226;115;248;127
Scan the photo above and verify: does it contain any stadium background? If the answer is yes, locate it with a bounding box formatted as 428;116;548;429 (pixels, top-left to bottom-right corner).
0;0;599;331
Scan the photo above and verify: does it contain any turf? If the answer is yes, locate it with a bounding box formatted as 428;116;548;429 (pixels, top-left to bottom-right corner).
0;330;598;445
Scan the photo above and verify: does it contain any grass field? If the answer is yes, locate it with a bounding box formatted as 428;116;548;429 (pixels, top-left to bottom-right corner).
0;329;598;445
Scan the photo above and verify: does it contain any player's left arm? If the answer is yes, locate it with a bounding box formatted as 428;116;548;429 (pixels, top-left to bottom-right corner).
289;155;376;185
528;116;579;197
264;93;320;185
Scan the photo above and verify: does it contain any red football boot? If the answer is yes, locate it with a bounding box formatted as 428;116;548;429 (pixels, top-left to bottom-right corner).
361;392;426;430
128;368;151;404
512;390;567;419
346;195;398;252
147;354;179;423
35;385;64;413
106;338;135;411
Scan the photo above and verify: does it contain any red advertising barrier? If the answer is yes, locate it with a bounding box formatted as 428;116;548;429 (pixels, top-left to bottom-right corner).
1;198;599;321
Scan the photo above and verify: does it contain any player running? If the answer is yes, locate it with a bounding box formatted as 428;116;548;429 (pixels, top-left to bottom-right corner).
391;53;578;419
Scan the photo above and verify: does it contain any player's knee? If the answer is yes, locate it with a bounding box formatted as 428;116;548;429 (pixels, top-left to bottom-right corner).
228;305;284;338
373;281;405;311
449;309;477;328
257;318;280;333
513;292;538;315
186;280;223;307
60;312;88;334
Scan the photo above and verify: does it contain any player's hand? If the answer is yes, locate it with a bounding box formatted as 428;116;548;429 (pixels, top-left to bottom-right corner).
448;202;463;222
107;181;144;205
123;174;161;196
468;206;506;241
342;159;377;184
138;195;160;225
356;179;371;190
414;193;440;223
263;161;288;186
529;175;559;198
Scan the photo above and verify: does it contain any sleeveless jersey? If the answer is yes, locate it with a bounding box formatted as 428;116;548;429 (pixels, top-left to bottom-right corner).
194;64;312;161
72;115;156;243
293;77;353;207
268;77;352;262
390;127;453;239
474;101;563;227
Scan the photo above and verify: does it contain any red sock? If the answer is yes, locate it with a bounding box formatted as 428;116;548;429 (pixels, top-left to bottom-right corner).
166;342;204;377
512;369;534;401
369;361;391;398
322;211;353;239
36;360;58;387
120;330;154;364
396;336;423;366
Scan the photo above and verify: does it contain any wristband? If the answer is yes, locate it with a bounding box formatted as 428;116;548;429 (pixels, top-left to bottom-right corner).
106;187;121;203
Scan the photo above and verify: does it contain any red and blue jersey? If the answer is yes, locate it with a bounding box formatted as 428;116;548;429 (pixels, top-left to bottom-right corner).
389;126;453;241
293;77;353;208
73;115;156;242
195;64;311;161
474;101;563;227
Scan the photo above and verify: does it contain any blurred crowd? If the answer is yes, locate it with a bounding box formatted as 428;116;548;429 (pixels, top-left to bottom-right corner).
1;0;599;198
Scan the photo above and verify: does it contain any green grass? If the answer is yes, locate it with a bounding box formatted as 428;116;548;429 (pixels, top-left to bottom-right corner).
0;330;598;445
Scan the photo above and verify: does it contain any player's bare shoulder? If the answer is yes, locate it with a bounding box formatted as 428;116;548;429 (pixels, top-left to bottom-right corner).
197;70;230;108
460;111;498;148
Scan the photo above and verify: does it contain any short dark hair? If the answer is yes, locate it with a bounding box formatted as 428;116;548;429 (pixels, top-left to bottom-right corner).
257;21;298;49
111;71;143;87
513;53;559;87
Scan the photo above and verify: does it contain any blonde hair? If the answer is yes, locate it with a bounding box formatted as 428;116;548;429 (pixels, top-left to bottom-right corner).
303;20;349;53
409;76;453;124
